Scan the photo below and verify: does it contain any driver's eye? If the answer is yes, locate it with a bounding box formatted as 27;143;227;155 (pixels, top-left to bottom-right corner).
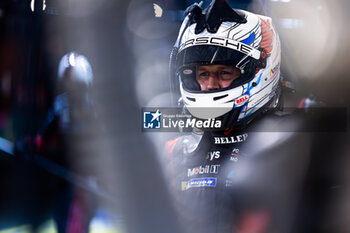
219;71;231;75
198;72;209;78
219;71;234;79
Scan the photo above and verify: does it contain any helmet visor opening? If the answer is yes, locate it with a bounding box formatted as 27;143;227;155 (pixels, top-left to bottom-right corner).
176;45;258;92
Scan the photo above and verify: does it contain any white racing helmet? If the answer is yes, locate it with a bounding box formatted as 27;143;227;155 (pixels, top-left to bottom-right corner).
170;0;282;128
57;52;94;104
58;52;93;91
56;52;94;127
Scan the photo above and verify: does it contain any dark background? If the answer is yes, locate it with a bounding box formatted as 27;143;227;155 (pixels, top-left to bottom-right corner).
0;0;349;232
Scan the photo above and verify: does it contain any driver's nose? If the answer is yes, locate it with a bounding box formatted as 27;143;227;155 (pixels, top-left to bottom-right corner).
207;73;220;90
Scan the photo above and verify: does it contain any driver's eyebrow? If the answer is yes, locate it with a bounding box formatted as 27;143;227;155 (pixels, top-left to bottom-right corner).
216;66;231;70
197;68;207;72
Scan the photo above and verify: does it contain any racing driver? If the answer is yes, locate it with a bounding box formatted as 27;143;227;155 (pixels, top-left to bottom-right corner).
165;0;310;233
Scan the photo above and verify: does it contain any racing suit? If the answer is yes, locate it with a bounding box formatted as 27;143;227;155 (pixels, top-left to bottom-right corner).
166;112;311;233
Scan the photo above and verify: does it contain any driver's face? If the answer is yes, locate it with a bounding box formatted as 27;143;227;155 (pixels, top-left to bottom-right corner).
196;65;241;91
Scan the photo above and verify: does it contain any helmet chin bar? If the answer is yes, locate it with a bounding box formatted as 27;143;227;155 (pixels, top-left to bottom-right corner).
183;105;244;131
186;106;233;119
180;81;244;117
